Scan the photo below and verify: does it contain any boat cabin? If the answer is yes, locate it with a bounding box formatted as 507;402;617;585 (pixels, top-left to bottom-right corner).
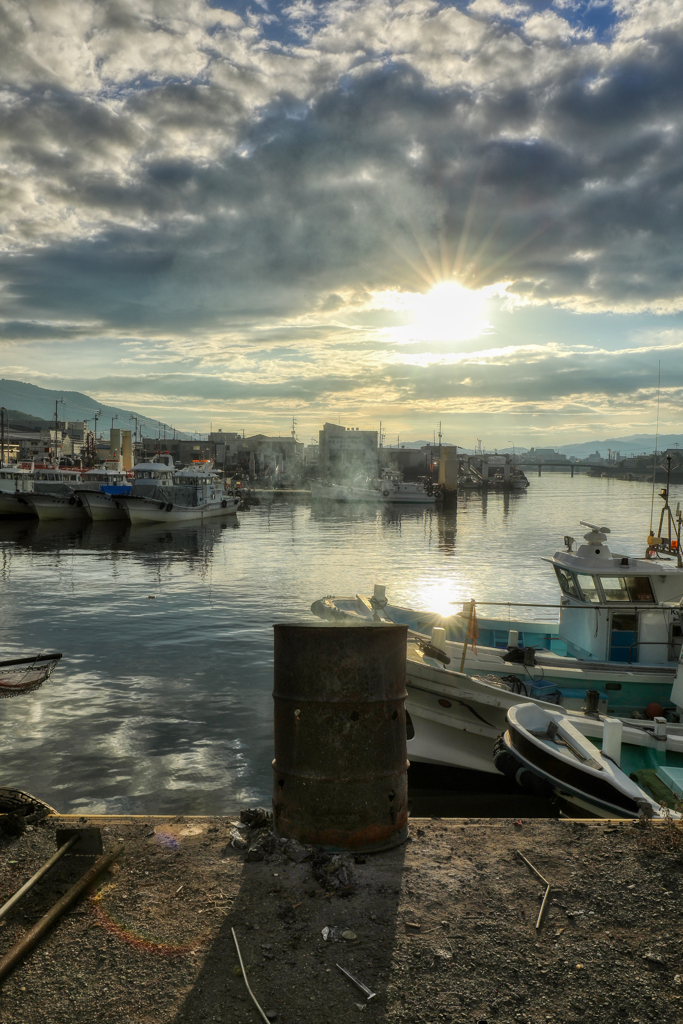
132;460;175;484
80;467;130;495
547;524;683;665
0;468;34;494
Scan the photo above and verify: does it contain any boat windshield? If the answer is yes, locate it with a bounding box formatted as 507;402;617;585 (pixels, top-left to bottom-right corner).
600;576;655;603
555;566;580;598
575;573;601;603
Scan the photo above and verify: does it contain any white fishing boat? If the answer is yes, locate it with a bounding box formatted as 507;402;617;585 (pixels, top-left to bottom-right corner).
313;496;683;716
116;458;239;525
25;468;88;521
313;486;683;787
494;703;679;819
0;651;62;696
310;474;437;504
401;625;683;785
76;463;132;521
0;466;35;516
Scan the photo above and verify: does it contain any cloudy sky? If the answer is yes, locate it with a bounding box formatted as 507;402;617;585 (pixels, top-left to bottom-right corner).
1;0;683;446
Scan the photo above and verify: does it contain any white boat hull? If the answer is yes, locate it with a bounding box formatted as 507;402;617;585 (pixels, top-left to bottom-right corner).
404;648;683;776
78;490;128;522
0;492;35;516
26;493;89;521
118;495;240;525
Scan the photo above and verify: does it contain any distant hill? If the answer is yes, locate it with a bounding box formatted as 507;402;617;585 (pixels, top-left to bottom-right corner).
555;435;683;458
384;434;683;459
5;409;53;429
0;379;196;440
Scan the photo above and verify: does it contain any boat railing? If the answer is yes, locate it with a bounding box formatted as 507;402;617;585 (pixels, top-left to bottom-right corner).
627;640;677;664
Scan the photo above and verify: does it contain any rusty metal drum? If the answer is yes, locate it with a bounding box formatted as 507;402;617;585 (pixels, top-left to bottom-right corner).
272;622;409;852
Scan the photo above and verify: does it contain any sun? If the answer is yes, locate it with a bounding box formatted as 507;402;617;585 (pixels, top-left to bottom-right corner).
411;281;486;342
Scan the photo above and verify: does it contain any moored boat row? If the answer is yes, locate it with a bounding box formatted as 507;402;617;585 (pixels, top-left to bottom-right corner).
0;457;239;525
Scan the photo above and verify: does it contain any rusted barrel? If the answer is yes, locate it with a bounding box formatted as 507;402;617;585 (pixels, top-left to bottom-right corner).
272;622;409;852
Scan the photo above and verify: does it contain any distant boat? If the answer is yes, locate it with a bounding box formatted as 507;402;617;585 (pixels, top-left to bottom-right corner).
0;652;62;696
25;467;87;521
311;474;438;504
116;457;240;524
0;465;35;516
76;464;132;521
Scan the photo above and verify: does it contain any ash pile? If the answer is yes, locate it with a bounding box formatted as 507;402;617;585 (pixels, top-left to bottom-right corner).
226;807;359;895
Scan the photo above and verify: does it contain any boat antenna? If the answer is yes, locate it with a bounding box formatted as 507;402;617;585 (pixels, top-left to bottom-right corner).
649;360;661;535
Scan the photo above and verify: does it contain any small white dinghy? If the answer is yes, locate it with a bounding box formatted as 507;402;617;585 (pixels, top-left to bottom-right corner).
495;703;677;819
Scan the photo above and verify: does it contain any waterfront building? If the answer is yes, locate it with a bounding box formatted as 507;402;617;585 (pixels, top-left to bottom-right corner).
318;423;378;477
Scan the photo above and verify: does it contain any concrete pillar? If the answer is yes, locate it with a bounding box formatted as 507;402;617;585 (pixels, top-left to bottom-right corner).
538;464;542;476
503;461;510;481
110;428;121;460
570;464;574;478
481;460;489;482
121;430;133;471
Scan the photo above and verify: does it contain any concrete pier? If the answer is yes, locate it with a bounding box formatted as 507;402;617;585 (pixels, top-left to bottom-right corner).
1;813;681;1023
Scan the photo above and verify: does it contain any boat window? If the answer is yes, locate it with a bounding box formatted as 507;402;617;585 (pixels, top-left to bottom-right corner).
627;577;655;603
575;573;601;603
554;566;579;598
600;577;630;602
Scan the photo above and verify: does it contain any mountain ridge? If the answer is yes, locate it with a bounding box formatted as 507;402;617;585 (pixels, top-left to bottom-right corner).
0;379;196;440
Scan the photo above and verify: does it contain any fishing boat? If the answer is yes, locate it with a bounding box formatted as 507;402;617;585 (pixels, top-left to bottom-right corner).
312;484;683;778
76;462;132;521
310;474;438;504
116;458;239;525
494;703;679;819
0;466;35;516
313;487;683;712
25;467;88;521
0;652;62;696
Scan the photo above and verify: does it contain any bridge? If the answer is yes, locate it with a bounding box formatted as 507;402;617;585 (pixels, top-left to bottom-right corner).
517;461;593;477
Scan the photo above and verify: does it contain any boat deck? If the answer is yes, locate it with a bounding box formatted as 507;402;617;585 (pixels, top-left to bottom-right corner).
1;813;681;1022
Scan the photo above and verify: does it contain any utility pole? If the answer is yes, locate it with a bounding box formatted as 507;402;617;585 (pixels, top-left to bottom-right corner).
53;397;64;466
0;407;6;465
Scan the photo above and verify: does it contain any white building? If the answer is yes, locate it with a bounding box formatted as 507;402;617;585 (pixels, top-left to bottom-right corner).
318;423;378;476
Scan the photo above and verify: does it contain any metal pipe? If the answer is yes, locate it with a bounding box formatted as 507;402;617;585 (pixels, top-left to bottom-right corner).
0;836;78;922
0;843;124;984
449;600;664;610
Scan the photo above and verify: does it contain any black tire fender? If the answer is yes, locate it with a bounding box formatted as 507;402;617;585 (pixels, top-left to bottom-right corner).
221;499;227;508
166;503;173;512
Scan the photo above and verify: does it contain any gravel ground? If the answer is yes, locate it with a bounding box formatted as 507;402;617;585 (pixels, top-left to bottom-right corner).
0;813;682;1023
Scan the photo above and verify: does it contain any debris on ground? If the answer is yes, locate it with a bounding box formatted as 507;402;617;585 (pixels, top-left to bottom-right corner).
1;812;683;1023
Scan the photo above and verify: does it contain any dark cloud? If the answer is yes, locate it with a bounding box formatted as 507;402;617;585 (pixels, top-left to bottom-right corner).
1;0;683;433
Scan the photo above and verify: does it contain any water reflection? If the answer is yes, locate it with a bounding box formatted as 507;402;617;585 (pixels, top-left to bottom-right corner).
1;477;681;815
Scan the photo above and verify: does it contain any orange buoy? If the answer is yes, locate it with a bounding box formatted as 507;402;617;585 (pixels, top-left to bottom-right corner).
646;702;664;720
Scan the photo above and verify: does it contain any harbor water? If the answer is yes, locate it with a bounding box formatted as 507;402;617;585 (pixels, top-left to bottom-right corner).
1;474;681;815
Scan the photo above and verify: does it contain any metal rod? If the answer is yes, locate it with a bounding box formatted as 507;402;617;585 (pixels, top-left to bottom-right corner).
231;928;271;1024
516;850;551;931
336;963;377;1001
0;843;124;984
0;835;79;922
449;600;660;610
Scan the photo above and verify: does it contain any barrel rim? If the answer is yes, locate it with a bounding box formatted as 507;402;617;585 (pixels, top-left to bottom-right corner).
273;621;408;630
